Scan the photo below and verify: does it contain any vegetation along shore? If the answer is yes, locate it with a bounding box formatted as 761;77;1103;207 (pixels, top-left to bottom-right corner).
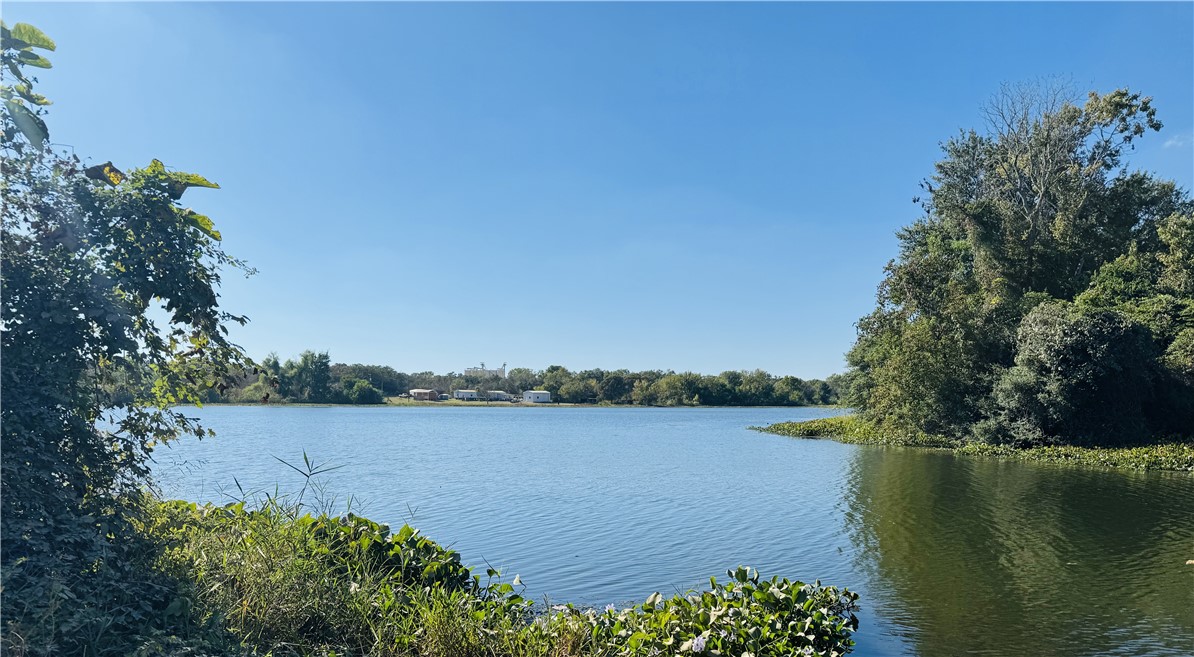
755;416;1194;471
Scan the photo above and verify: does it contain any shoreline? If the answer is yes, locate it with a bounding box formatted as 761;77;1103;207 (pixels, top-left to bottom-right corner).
754;415;1194;472
185;400;849;410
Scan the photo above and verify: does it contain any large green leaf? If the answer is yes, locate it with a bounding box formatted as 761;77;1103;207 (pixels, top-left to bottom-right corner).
181;209;221;241
5;61;29;85
14;84;51;106
17;50;52;69
179;172;219;189
4;99;47;147
11;23;56;51
167;171;220;199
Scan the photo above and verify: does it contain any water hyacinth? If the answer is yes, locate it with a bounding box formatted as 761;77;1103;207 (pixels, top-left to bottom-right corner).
145;501;859;657
581;566;859;657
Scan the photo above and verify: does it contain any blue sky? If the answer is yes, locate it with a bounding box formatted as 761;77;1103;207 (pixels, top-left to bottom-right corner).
12;2;1194;378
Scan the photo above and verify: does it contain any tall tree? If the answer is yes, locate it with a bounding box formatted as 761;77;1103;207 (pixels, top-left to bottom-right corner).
848;83;1194;444
1;23;254;653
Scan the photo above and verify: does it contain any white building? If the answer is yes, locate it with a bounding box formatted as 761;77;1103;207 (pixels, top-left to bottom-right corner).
465;362;506;379
488;390;512;401
523;390;551;403
453;389;479;401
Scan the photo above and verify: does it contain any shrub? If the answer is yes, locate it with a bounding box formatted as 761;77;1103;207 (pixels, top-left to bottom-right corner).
990;302;1159;446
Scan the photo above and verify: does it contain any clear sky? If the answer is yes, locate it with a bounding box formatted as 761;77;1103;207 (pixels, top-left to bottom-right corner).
12;2;1194;378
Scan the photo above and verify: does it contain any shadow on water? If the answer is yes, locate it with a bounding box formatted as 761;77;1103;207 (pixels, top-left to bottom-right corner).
843;446;1194;657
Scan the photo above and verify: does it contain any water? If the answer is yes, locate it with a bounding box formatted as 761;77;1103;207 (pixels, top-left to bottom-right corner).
152;405;1194;657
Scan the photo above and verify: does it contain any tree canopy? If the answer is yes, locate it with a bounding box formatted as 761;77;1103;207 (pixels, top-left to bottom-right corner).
207;355;848;407
847;83;1194;446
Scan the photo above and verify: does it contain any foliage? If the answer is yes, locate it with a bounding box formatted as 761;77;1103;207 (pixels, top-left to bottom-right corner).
341;377;386;404
569;567;859;657
846;82;1194;446
211;358;848;408
149;499;498;656
755;416;954;448
988;302;1160;446
756;416;1194;471
1;22;255;656
148;498;860;657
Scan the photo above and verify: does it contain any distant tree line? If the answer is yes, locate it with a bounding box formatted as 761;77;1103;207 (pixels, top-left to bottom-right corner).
199;353;848;406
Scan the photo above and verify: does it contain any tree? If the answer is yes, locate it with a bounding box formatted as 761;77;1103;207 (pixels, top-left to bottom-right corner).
331;362;406;396
557;377;598;403
339;378;385;405
282;350;332;402
988;302;1158;446
1;23;254;653
541;365;573;395
846;82;1193;444
597;371;633;403
506;367;541;393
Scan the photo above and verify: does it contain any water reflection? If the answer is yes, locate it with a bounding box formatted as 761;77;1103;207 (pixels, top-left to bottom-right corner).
844;447;1194;657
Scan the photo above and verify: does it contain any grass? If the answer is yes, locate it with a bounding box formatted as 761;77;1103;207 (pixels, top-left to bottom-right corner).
131;496;860;657
753;415;1194;471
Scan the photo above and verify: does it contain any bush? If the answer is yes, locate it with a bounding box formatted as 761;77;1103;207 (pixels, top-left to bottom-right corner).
341;378;386;405
990;302;1159;446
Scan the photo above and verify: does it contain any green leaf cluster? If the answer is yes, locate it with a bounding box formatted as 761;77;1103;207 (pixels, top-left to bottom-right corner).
566;567;859;657
1;22;55;148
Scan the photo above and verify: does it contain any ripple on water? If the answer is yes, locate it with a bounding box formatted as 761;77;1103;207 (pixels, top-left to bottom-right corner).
154;406;1194;657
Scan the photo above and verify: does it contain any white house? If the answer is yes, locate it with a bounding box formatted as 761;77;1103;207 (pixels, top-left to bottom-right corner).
453;389;479;401
487;390;512;401
523;390;551;403
409;389;438;401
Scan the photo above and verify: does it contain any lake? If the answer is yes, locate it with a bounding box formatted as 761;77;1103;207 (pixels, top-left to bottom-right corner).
152;405;1194;657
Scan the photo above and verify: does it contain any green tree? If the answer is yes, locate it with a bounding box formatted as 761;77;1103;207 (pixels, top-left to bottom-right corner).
987;302;1159;446
1;23;253;653
506;366;541;392
282;350;332;402
339;378;385;404
540;364;573;396
331;362;405;396
597;371;633;403
847;83;1193;444
557;377;598;403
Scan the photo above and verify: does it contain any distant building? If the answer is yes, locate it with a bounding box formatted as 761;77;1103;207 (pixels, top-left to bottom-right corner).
465;362;506;379
409;389;438;401
453;389;480;401
488;390;512;401
523;390;551;403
